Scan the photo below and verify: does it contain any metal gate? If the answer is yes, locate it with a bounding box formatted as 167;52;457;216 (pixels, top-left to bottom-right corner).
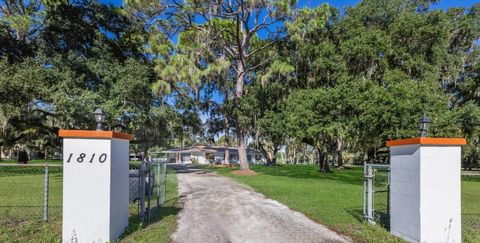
130;158;167;222
363;163;390;227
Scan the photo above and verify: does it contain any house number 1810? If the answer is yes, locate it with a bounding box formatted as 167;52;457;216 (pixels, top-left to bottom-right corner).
66;153;108;163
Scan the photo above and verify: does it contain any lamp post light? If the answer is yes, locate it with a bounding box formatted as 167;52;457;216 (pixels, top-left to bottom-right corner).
418;114;431;137
94;108;106;131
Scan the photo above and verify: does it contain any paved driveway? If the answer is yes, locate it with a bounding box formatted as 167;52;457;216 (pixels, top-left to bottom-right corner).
171;165;350;243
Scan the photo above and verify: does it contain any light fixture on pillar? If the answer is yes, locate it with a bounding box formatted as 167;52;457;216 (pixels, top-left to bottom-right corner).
94;108;105;131
418;114;431;137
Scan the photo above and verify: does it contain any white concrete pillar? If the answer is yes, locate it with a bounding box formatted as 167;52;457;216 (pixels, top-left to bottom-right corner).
387;137;466;243
59;130;133;243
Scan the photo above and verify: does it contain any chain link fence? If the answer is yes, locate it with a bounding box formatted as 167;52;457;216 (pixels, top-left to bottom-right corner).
363;163;480;242
1;160;168;226
363;163;390;228
129;159;168;223
461;171;480;242
0;163;63;223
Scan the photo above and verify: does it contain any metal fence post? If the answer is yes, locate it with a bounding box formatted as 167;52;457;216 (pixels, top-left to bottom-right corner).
367;165;375;224
147;159;152;221
139;159;145;222
363;163;367;218
387;171;390;218
163;162;167;204
157;161;161;208
43;163;49;221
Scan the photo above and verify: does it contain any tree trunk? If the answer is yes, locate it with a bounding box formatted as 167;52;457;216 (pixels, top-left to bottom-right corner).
258;143;272;165
317;147;331;173
309;149;314;164
336;138;343;167
317;148;325;171
466;157;473;171
324;154;331;172
223;128;230;165
367;148;375;163
363;150;368;165
236;61;249;171
223;86;230;165
285;145;289;164
143;147;149;162
238;131;249;170
303;149;307;164
293;148;297;164
224;145;230;165
269;145;280;166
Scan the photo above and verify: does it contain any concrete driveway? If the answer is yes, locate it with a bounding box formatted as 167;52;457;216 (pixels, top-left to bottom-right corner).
171;165;350;243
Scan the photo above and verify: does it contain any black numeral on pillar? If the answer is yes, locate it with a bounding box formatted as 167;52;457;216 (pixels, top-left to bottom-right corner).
89;154;95;163
99;153;107;163
77;153;86;163
67;153;73;163
65;153;107;164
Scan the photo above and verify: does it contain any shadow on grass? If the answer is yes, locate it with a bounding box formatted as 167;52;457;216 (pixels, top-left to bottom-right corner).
207;164;365;186
345;207;390;232
0;166;63;177
171;165;208;174
120;198;181;240
462;175;480;182
345;207;364;223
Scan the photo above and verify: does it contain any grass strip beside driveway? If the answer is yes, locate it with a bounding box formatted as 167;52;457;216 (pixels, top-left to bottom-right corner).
119;167;180;242
205;164;479;243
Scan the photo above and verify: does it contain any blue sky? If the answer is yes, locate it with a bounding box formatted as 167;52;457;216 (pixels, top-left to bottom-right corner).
101;0;478;10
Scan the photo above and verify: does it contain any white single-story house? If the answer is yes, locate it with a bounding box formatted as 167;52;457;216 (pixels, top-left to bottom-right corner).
162;146;265;164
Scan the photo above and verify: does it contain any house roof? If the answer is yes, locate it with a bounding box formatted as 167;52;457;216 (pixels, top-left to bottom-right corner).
161;145;262;154
162;147;217;154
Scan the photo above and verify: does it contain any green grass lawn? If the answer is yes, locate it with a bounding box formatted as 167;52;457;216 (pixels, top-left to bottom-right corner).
205;164;480;243
0;165;179;242
462;175;480;243
0;166;64;242
0;166;63;220
120;167;180;242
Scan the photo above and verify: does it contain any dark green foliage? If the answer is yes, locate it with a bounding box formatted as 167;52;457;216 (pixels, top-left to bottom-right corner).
1;0;479;168
256;0;480;167
0;1;180;157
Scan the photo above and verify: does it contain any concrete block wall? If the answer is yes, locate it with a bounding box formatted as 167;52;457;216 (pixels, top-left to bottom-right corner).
109;139;129;240
390;145;421;242
389;143;462;243
419;146;461;243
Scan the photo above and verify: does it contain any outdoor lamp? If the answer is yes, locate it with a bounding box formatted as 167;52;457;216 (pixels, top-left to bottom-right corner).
94;108;105;131
418;114;431;137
